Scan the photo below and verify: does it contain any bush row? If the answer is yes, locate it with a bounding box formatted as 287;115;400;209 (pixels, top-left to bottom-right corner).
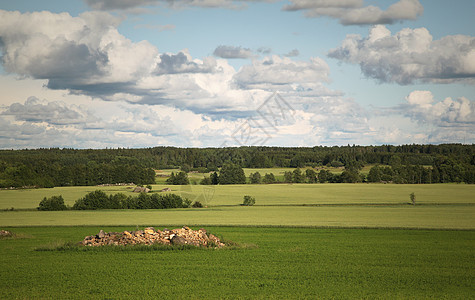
38;190;192;211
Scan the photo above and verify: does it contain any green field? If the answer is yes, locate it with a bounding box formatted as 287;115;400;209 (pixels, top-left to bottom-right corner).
1;226;473;299
2;183;474;209
1;183;474;298
1;205;474;229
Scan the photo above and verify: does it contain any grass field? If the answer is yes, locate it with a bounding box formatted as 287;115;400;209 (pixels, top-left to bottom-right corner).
1;226;473;299
1;182;474;298
1;205;474;229
1;183;474;209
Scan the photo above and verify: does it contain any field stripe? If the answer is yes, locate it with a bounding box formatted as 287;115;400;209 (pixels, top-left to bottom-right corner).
1;205;474;229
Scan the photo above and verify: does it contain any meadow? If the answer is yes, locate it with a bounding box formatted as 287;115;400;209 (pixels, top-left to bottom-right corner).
1;226;473;299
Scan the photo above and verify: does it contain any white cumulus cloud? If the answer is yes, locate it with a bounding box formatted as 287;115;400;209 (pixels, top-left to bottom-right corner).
233;55;330;90
328;25;475;84
404;91;475;126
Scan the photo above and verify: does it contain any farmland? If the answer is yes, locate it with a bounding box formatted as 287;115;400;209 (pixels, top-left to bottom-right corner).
1;226;473;299
1;183;474;209
1;205;474;229
1;182;474;298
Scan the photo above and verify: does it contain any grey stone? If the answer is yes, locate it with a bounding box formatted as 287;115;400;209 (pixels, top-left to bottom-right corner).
97;230;105;239
170;235;187;245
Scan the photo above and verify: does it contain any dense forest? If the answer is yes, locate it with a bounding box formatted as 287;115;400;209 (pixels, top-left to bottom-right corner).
0;144;474;188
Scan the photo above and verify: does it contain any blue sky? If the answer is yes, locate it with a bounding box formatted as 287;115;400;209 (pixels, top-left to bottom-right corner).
0;0;474;148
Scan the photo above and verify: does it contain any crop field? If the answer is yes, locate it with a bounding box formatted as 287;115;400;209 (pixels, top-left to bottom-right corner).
1;205;474;228
2;183;474;209
1;183;474;298
1;226;473;299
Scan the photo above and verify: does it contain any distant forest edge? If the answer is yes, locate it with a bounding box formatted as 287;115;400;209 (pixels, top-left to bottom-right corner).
0;144;474;188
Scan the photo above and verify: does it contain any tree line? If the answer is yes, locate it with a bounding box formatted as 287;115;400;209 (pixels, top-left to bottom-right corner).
38;190;192;211
1;144;474;188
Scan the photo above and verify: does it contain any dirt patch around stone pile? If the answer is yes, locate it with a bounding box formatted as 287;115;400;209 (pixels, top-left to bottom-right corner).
82;226;226;248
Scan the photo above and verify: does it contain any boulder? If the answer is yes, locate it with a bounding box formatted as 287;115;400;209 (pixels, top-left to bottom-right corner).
170;235;188;245
97;230;105;239
144;227;155;235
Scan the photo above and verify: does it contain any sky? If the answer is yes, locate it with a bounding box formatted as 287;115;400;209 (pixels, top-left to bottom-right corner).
0;0;474;149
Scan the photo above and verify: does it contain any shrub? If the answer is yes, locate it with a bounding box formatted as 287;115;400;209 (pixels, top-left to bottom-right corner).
192;201;203;208
38;195;67;211
200;177;212;185
242;195;256;206
330;161;344;168
410;192;416;205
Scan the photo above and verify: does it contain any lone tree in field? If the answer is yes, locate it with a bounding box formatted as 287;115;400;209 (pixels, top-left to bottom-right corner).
242;195;256;206
410;192;416;205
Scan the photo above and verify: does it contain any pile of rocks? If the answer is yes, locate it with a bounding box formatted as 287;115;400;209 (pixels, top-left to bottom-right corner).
81;226;225;248
0;230;13;237
132;186;150;193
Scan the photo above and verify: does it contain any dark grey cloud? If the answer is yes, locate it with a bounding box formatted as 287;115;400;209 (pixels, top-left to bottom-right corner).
283;0;423;25
328;25;475;84
213;45;253;59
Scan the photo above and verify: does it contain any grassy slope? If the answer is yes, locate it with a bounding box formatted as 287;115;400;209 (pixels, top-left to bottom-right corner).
1;183;474;209
1;226;473;299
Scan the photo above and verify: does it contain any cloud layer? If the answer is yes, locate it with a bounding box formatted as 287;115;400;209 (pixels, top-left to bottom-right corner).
283;0;423;25
84;0;276;11
0;8;473;148
329;25;475;84
84;0;424;26
0;9;338;118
